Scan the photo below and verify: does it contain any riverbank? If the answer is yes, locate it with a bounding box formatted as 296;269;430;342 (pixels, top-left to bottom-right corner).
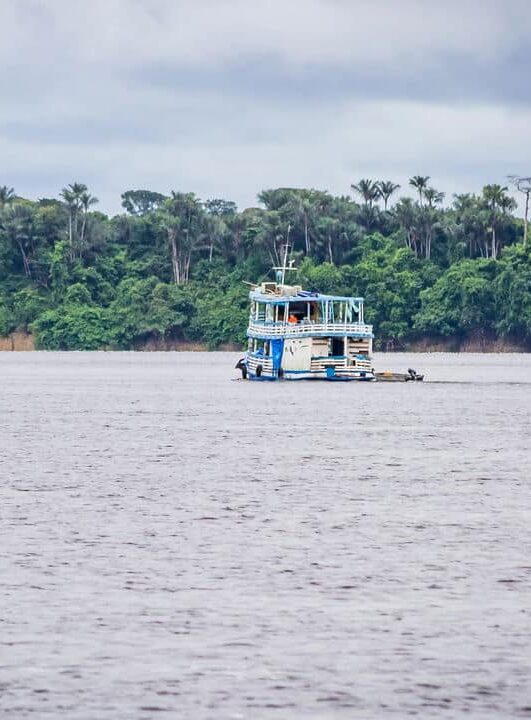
401;331;530;353
132;337;241;352
0;332;240;352
0;331;35;351
0;331;529;353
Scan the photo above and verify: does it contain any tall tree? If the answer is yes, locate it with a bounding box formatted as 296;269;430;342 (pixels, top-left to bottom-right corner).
409;175;430;206
162;192;205;283
482;184;516;259
79;190;99;246
0;204;35;277
424;187;445;208
0;186;16;209
286;189;325;255
257;188;295;211
508;175;531;248
394;198;417;253
121;190;167;216
204;199;237;217
351;179;379;208
417;206;442;259
203;213;225;262
356;204;381;233
452;193;486;258
204;199;237;261
377;181;400;210
60;182;87;250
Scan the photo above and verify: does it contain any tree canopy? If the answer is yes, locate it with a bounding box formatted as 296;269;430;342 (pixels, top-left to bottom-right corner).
0;178;529;350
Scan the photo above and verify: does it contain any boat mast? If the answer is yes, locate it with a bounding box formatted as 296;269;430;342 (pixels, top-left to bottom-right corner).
281;236;290;285
273;224;295;286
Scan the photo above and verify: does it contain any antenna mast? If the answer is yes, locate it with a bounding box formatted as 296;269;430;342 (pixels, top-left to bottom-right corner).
273;224;296;285
281;229;290;285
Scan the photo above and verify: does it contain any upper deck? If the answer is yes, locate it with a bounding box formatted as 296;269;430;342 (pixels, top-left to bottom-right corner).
247;282;373;339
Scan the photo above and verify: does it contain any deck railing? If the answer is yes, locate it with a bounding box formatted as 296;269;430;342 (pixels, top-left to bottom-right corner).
246;356;273;374
247;320;373;338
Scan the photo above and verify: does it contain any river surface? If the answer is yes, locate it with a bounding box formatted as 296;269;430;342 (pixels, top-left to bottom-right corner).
1;352;530;719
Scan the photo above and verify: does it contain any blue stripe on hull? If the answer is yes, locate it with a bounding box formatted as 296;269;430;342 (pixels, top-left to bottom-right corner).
282;376;374;381
247;373;374;382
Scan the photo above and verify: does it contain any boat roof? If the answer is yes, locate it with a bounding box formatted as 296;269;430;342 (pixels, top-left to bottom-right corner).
249;289;364;304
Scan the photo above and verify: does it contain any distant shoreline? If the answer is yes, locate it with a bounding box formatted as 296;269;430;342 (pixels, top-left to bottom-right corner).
1;331;529;353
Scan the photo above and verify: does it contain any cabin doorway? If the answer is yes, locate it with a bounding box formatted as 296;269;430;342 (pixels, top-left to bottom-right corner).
331;337;344;357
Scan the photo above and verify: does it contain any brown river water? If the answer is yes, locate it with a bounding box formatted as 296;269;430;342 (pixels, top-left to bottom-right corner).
1;352;530;718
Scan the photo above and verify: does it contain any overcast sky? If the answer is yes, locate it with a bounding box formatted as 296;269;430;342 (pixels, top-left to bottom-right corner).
2;0;531;214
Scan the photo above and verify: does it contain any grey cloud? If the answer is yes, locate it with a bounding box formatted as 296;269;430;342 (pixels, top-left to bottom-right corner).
1;0;531;214
132;46;531;108
0;86;297;148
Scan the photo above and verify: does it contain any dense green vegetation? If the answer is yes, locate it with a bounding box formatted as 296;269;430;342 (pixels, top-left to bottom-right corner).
0;179;530;350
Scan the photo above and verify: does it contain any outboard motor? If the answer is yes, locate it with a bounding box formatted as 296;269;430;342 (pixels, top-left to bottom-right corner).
406;368;424;382
235;358;247;380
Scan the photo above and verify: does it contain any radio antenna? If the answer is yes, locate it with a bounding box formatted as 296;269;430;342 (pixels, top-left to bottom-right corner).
272;224;297;285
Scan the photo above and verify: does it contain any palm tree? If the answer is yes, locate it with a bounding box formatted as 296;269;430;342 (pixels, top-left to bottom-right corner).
257;188;294;211
482;184;516;258
424;187;445;208
60;182;88;247
393;198;417;253
59;187;75;246
409;175;430;206
377;181;400;210
79;190;98;245
355;204;380;233
417;205;441;259
0;185;16;209
351;179;379;208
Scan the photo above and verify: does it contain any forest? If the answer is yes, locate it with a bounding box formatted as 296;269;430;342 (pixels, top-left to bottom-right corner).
0;177;530;351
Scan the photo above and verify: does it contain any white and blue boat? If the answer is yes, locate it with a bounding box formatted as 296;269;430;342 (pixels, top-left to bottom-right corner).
238;248;374;381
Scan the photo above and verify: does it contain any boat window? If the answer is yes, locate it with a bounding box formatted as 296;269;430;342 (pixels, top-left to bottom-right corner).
287;302;307;322
345;304;352;323
309;303;319;322
331;337;344;356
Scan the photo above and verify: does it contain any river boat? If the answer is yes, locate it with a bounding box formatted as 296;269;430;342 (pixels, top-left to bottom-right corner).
238;247;374;381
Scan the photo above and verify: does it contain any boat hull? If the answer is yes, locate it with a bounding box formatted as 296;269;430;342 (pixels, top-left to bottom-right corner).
247;369;375;381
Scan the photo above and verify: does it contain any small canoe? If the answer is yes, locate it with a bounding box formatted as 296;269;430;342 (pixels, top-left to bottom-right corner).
375;369;424;382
